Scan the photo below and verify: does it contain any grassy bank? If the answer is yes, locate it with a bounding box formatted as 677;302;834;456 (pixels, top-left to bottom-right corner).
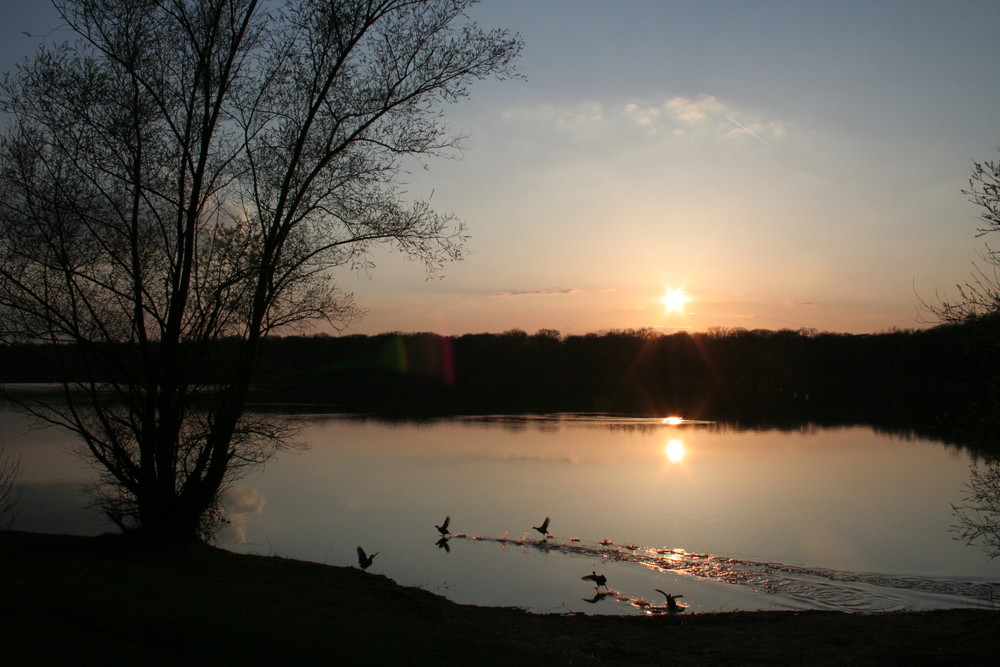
2;531;997;665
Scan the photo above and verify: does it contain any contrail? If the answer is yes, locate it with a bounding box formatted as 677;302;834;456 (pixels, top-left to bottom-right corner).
724;115;770;145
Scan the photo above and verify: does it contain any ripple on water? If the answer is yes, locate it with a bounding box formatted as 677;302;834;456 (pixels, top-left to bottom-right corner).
455;534;1000;613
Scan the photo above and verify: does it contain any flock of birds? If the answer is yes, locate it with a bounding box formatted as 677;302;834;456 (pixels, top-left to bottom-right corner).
358;515;688;614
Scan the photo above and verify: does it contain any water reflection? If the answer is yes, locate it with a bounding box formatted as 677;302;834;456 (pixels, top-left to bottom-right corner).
443;531;1000;613
581;590;614;604
665;439;685;464
952;460;1000;559
4;409;999;614
218;487;266;544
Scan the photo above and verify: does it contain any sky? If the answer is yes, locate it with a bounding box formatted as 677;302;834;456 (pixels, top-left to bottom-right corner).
2;1;1000;337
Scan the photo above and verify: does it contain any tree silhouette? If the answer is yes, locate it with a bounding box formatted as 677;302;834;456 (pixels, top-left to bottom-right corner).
932;147;1000;323
0;0;520;541
953;461;1000;559
0;442;22;529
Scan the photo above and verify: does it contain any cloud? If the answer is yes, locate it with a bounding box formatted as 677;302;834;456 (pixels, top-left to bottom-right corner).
500;101;606;140
500;94;786;148
783;299;820;308
625;95;786;145
491;288;579;297
664;95;726;123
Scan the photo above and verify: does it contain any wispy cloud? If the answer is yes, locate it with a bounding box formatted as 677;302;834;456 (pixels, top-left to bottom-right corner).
783;299;820;308
625;95;786;145
491;288;579;297
500;94;786;147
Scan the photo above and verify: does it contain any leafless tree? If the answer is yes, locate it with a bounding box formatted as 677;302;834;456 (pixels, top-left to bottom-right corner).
930;149;1000;323
0;0;520;541
952;460;1000;559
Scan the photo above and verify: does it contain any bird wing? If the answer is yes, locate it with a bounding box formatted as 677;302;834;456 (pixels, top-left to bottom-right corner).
442;515;450;529
357;546;366;562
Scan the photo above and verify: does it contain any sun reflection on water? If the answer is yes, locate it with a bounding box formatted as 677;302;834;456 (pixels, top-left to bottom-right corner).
662;416;683;425
665;439;685;463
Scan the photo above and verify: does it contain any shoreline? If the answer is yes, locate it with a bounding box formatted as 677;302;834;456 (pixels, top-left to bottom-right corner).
2;530;997;664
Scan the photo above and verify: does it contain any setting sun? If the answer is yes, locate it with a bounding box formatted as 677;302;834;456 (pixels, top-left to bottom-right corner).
660;288;689;313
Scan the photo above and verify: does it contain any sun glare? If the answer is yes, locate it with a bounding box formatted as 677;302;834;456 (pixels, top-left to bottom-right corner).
665;439;685;463
660;288;689;313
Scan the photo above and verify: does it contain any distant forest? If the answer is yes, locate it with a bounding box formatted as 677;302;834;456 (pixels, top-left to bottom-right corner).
4;321;993;448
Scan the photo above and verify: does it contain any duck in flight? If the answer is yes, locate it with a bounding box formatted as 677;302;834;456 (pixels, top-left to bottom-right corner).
582;571;608;589
532;516;550;537
655;589;685;612
435;515;451;536
356;546;378;570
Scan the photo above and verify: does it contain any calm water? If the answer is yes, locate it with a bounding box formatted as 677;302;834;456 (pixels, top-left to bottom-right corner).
5;409;999;614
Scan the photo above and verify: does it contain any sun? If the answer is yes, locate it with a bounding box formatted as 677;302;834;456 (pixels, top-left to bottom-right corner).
660;288;689;313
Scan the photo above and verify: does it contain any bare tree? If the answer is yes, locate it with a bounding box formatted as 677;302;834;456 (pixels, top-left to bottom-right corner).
931;148;1000;323
0;0;520;541
952;461;1000;559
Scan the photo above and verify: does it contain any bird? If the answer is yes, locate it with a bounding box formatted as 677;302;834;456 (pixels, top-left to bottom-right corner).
655;589;685;612
582;571;608;589
435;515;451;536
356;546;378;570
532;516;550;536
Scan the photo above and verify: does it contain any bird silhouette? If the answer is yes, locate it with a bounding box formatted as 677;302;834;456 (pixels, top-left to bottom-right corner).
582;570;608;589
436;536;451;552
435;515;451;536
655;589;685;612
532;516;550;536
356;546;378;569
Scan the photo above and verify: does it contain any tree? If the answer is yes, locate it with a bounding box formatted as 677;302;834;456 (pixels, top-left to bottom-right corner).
0;0;520;541
0;443;22;529
925;148;1000;440
952;461;1000;559
932;148;1000;323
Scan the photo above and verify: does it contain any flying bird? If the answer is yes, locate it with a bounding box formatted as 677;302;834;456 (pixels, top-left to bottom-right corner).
655;589;685;612
356;546;378;570
582;570;608;589
435;515;451;536
532;517;550;536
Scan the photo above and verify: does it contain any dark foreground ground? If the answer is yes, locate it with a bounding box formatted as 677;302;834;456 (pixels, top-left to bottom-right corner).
2;531;997;665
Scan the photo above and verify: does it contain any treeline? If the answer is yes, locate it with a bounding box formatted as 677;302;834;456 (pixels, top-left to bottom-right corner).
1;322;996;448
250;323;994;443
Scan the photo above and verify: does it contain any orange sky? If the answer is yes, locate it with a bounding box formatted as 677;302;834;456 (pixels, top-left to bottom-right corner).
4;1;998;337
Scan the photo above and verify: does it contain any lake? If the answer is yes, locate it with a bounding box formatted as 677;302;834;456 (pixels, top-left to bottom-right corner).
5;408;999;615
